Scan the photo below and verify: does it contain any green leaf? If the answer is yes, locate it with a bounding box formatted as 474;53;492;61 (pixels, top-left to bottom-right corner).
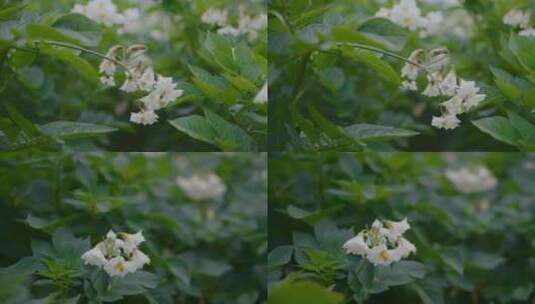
342;47;401;85
5;104;41;137
489;67;529;104
441;248;464;275
204;109;256;151
169;115;217;145
509;34;535;73
189;66;239;104
197;259;232;277
268;246;294;268
343;124;419;141
38;121;117;139
472;116;520;146
308;105;349;140
268;279;344;304
507;111;535;147
0;3;26;21
52;13;102;46
39;43;99;83
27;24;82;45
358;18;407;52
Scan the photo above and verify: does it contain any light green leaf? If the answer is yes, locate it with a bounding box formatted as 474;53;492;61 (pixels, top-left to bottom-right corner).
342;47;401;85
38;121;117;139
52;13;102;46
358;18;407;52
168;115;217;145
507;111;535;147
472;116;520;146
39;43;99;83
344;124;419;141
204;109;256;151
509;34;535;73
27;24;81;45
0;3;27;21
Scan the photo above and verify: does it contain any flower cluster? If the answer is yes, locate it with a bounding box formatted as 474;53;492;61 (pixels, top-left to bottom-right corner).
503;9;535;37
81;230;150;277
201;6;267;40
445;165;497;193
343;218;416;266
400;48;485;130
98;44;184;125
375;0;443;37
176;173;227;201
72;0;138;27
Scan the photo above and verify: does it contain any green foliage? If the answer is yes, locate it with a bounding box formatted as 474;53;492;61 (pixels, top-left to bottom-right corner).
0;152;267;303
268;152;535;303
0;0;266;151
269;0;535;151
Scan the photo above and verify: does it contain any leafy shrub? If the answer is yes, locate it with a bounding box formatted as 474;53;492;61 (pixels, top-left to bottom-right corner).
268;152;535;303
0;152;267;303
268;0;535;151
0;0;266;151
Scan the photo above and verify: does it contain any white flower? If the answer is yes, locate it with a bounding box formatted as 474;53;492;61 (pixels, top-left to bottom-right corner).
392;237;417;258
81;230;150;277
104;256;128;277
343;232;371;256
343;218;416;266
137;66;156;92
176;173;227;201
445;165;498;193
402;49;425;80
81;247;107;268
154;75;184;105
384;218;410;240
201;7;228;26
422;72;443;97
368;244;399;266
401;80;418;91
456;79;485;110
99;45;122;76
441;96;464;115
120;76;138;92
72;0;124;27
519;27;535;36
426;47;450;73
375;0;442;36
503;9;531;29
100;75;115;87
440;69;458;97
130;110;158;125
254;82;268;104
431;114;461;130
120;231;145;254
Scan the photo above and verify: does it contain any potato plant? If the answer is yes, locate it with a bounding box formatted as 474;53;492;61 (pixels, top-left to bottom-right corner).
0;152;267;303
268;152;535;303
268;0;535;151
0;0;267;152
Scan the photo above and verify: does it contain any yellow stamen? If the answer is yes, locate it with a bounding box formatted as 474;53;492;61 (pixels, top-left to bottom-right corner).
115;261;125;272
380;249;390;261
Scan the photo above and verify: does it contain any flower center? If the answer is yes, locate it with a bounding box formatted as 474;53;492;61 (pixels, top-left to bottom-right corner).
380;249;390;261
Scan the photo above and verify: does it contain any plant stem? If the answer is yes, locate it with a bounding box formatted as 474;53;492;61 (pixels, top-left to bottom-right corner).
333;42;447;98
40;41;130;72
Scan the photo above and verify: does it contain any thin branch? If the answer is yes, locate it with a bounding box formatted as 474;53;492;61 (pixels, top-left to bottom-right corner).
40;40;130;72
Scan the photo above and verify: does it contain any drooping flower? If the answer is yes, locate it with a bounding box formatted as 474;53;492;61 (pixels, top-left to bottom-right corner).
399;47;485;130
98;44;184;125
82;230;150;277
176;173;227;201
503;9;531;29
445;165;498;193
343;218;416;266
